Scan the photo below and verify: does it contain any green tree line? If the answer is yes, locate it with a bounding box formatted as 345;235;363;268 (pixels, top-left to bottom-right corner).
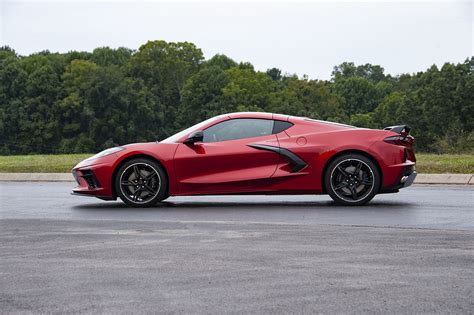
0;40;472;154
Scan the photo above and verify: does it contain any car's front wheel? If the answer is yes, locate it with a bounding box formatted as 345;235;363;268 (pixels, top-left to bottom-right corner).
324;154;380;206
115;158;168;207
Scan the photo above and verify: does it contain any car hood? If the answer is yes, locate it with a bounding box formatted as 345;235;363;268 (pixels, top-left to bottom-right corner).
74;142;179;169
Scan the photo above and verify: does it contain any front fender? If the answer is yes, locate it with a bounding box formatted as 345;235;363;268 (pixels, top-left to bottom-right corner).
111;143;180;195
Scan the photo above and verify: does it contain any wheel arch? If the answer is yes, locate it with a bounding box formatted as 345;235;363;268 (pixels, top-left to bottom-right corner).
111;154;170;198
321;149;383;193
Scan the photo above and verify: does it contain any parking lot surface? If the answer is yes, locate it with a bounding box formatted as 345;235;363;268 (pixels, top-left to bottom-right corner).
0;183;473;313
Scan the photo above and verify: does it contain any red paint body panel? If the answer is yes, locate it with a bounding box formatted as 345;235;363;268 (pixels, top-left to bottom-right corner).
174;134;279;195
72;112;416;199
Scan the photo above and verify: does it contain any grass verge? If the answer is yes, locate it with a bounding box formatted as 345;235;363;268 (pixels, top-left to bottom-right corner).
0;154;91;173
414;154;474;174
0;153;472;174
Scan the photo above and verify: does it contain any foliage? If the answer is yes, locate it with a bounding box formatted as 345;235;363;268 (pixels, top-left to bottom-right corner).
0;43;472;154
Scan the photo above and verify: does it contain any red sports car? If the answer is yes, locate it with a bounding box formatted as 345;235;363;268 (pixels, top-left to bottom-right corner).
72;112;416;206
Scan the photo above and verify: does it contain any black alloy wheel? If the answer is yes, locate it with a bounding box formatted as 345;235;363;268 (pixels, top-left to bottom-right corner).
325;154;380;206
115;158;168;207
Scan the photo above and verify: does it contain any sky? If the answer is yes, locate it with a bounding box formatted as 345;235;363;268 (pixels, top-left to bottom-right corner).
0;0;472;80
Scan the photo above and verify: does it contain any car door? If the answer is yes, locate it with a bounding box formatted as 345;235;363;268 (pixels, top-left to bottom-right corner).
173;118;280;195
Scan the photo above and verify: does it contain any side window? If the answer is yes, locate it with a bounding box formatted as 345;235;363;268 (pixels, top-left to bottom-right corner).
203;119;274;142
272;120;293;134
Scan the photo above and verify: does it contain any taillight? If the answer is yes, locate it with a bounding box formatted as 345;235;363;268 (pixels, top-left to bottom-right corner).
384;135;414;146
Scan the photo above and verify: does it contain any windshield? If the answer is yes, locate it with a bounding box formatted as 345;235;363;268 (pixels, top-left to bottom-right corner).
160;116;224;143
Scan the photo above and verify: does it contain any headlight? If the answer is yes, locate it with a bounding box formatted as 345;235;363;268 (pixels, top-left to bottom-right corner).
85;147;125;161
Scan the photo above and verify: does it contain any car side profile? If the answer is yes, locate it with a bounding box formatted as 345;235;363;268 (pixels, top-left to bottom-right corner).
72;112;417;206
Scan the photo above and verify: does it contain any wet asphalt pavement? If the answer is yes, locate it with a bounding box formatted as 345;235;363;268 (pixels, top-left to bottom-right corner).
0;183;473;313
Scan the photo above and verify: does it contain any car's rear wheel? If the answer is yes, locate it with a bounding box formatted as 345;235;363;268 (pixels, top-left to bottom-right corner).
324;154;380;206
115;158;168;207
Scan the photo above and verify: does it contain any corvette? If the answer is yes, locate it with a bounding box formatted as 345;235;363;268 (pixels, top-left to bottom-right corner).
72;112;416;207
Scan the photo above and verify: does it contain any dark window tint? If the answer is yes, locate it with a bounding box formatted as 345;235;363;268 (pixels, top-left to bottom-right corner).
203;119;274;142
272;120;293;134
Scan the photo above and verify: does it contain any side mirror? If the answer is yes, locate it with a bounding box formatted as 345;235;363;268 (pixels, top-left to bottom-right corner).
183;130;204;145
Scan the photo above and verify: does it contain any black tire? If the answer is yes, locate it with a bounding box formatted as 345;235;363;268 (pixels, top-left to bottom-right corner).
114;158;168;207
324;153;380;206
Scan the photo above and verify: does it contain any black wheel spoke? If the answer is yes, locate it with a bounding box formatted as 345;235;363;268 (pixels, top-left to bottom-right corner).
144;170;157;180
337;166;350;178
121;180;135;186
132;187;143;201
354;162;362;176
349;186;358;199
333;181;348;191
361;178;372;185
133;165;141;178
143;184;156;194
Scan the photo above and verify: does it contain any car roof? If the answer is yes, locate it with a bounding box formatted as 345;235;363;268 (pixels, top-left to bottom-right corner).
290;116;356;129
226;112;289;121
225;112;357;131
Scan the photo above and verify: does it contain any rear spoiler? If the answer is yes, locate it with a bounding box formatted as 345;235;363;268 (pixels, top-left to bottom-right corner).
384;125;411;135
